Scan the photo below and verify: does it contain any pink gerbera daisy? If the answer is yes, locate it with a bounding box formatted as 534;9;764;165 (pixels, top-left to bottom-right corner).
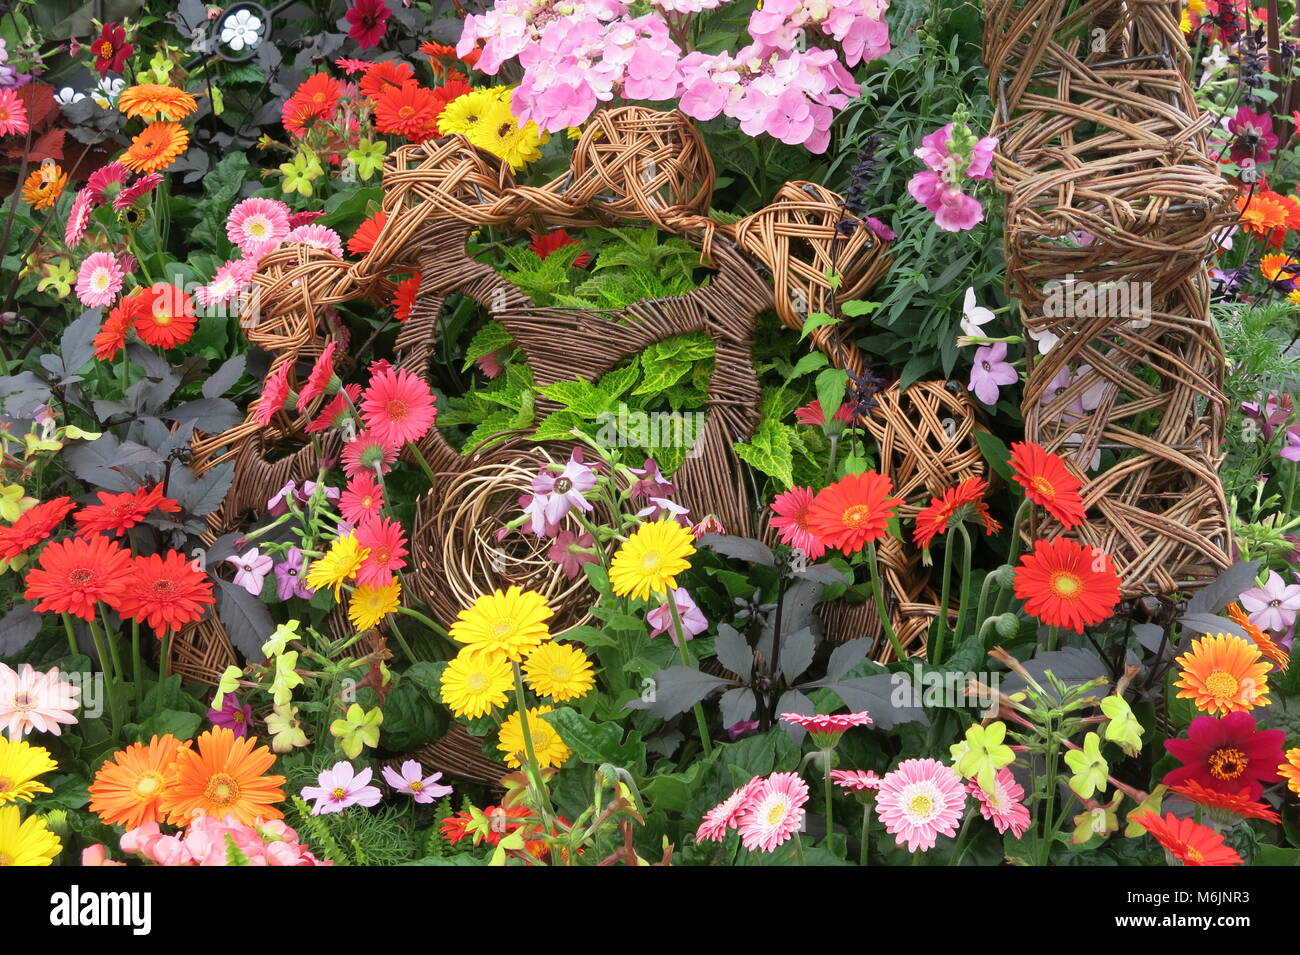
284;224;344;259
297;340;337;408
696;778;765;843
769;486;827;560
780;710;873;747
875;758;967;853
307;384;361;435
354;516;408;587
0;662;80;738
737;772;810;853
0;88;29;136
831;769;883;792
339;473;385;526
252;360;293;426
194;258;257;307
360;366;437;448
341;429;399;479
967;768;1031;838
66;188;96;247
86;161;131;201
75;252;124;307
226;197;291;257
113;172;163;211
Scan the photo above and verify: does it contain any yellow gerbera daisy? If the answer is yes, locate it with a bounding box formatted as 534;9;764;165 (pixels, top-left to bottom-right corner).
1174;633;1271;716
349;579;401;631
468;117;545;172
0;738;57;805
497;705;571;769
0;804;61;866
523;641;594;702
440;648;513;718
118;84;199;121
305;533;370;600
449;585;552;662
608;519;696;601
437;88;505;138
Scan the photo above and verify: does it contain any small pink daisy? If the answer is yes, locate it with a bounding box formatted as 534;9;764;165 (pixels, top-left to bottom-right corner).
382;759;453;804
696;777;765;843
297;340;337;408
226;197;291;257
341;428;399;479
780;710;873;748
66;188;95;247
284;223;345;258
769;486;827;559
252;360;293;426
967;768;1031;838
0;663;80;738
194;258;256;307
300;761;382;815
360;366;437;448
354;516;408;587
113;172;162;211
339;472;385;526
75;252;124;307
830;769;883;792
86;161;131;201
738;772;810;853
307;384;362;435
875;758;967;853
0;88;29;136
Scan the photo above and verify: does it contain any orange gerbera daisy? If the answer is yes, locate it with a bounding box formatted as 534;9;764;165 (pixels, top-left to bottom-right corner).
0;497;76;562
1224;601;1289;673
23;535;134;620
88;734;188;829
374;81;439;141
289;72;342;120
1008;441;1086;528
1174;633;1271;715
21;165;68;210
121;121;189;173
912;477;1001;550
805;471;905;555
1130;811;1242;866
116;551;216;635
1012;536;1121;633
360;61;415;101
348;210;387;256
159;727;285;827
1281;749;1300;796
93;292;146;360
75;484;181;538
392;272;420;321
1259;252;1298;284
118;84;198;121
1236;191;1291;237
1167;781;1280;823
133;283;197;349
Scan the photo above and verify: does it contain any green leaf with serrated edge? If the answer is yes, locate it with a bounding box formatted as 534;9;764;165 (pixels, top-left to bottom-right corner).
461;321;515;370
597;357;640;397
734;418;795;488
633;357;692;396
799;312;841;341
790;351;829;378
537;378;613;417
531;410;584;442
461;409;518;454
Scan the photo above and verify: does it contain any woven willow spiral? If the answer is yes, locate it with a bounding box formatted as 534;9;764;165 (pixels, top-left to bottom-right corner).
984;0;1235;595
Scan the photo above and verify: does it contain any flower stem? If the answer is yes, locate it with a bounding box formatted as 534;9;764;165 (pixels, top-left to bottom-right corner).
395;603;450;640
87;613;122;739
821;748;835;843
667;590;712;756
131;619;143;711
512;661;557;826
405;439;439;488
932;534;955;665
61;612;78;657
385;614;421;663
992;498;1031;617
859;799;872;866
955;523;974;641
865;540;906;661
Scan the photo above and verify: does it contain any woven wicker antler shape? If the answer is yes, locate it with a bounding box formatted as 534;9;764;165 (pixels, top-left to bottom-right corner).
984;0;1234;595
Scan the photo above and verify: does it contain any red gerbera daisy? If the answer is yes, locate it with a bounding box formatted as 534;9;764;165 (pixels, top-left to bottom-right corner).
93;23;134;76
1011;536;1120;632
530;229;592;267
94;291;148;360
804;471;904;555
116;551;216;635
427;78;472;124
307;384;362;435
1130;811;1242;866
354;517;409;587
359;61;415;101
297;341;338;409
0;497;77;561
374;81;439;141
133;283;197;349
290;72;342;121
912;477;1001;551
339;473;385;526
392;273;420;322
1167;781;1280;823
341;429;399;479
75;484;181;538
348;211;387;256
24;535;134;620
360;366;437;448
769;486;826;560
1008;441;1086;529
1162;711;1286;800
252;360;294;427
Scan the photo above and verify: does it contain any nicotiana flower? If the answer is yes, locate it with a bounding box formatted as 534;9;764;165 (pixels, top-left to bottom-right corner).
967;342;1018;405
645;587;708;645
301;761;382;815
524;449;597;536
959;287;996;338
1239;570;1300;633
382;759;453;803
224;547;273;596
274;547;313;600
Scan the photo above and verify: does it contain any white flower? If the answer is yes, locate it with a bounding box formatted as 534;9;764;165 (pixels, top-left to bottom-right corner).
220;9;263;51
959;287;996;339
90;76;125;109
1026;325;1059;355
54;86;86;105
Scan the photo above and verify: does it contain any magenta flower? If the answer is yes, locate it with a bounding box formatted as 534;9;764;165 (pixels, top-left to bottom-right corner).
224;547;273;596
301;761;383;815
344;0;390;49
1241;392;1293;441
1280;424;1300;463
646;587;708;645
967;342;1019;405
207;693;253;738
1239;570;1300;633
524;449;596;537
547;529;598;580
627;459;675;501
382;759;453;804
274;547;313;600
1227;107;1279;165
635;496;691;524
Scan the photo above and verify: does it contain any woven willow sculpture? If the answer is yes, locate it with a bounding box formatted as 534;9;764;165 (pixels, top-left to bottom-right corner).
984;0;1235;595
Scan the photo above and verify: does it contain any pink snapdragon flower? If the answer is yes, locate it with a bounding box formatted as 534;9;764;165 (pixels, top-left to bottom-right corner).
908;120;999;232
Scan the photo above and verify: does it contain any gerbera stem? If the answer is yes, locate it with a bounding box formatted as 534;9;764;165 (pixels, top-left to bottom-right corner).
131;619;143;710
98;603;129;707
932;533;956;666
395;603;450;641
404;439;439;489
859;799;872;866
992;498;1031;617
793;831;807;865
86;614;122;740
385;615;421;664
950;804;977;866
864;540;906;662
821;748;835;842
667;591;713;757
955;524;974;641
512;661;557;825
61;612;78;657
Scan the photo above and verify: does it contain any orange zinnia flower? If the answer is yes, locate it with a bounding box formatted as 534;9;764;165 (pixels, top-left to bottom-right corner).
89;734;188;829
0;497;76;562
1167;781;1280;823
116;551;216;635
159;727;285;827
1174;633;1271;715
805;471;905;555
1224;602;1289;673
23;535;134;620
133;283;197;349
1008;441;1086;528
912;477;1000;550
1130;811;1242;866
118;84;198;121
348;210;387;256
122;121;189;173
1012;536;1121;632
75;484;181;538
21;165;68;210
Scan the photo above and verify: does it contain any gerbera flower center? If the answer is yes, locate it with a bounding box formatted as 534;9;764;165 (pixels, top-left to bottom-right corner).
398;105;416;120
551;664;571;681
69;568;95;586
248;219;269;238
384;399;409;421
491;617;516;637
1208;747;1247;781
153;310;174;326
1204;670;1240;700
907;792;935;817
841;504;872;528
132;772;164;798
1049;571;1082;598
640;551;663;571
0;778;11;792
765;800;788;826
1184;845;1205;863
12;693;32;712
204;772;242;806
1032;477;1056;501
149;579;177;597
467;672;488;691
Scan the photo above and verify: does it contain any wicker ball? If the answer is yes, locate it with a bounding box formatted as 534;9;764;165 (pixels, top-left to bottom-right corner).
166;617;239;685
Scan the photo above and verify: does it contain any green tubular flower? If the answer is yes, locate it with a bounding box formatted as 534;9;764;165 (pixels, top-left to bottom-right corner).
1100;694;1144;757
950;720;1015;795
330;703;383;759
1070;792;1122;845
279;151;323;196
1123;785;1166;838
271;650;303;706
266;704;309;753
1064;731;1109;799
262;619;301;658
347;139;386;180
37;261;76;297
213;664;243;711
